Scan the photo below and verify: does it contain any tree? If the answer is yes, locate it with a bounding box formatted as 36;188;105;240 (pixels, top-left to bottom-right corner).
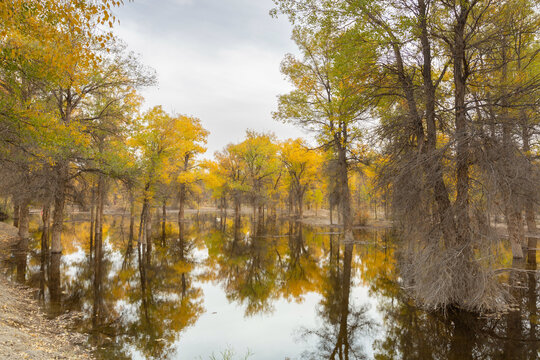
280;138;322;218
235;131;280;222
173;115;208;239
273;0;540;311
210;143;249;222
207;131;280;224
131;106;192;252
273;25;373;240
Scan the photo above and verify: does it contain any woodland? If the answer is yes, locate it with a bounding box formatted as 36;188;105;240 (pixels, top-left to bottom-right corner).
0;1;539;355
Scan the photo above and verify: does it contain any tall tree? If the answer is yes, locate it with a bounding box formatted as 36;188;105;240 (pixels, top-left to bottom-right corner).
173;115;208;239
273;26;373;241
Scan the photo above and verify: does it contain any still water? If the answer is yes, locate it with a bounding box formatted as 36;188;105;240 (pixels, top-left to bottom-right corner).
3;214;539;359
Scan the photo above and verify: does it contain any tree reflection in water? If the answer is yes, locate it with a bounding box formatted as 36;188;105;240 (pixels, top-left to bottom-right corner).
298;235;376;360
100;221;204;360
4;215;540;359
9;216;205;359
204;217;323;315
205;216;278;315
373;248;540;359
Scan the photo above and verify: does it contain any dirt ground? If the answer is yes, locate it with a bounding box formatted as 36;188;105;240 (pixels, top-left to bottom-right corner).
0;222;94;360
300;213;393;228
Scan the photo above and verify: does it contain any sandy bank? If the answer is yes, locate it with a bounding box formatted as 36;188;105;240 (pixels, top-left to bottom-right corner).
0;222;93;360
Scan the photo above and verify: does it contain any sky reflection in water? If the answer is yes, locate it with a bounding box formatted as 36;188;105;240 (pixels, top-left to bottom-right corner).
3;214;539;360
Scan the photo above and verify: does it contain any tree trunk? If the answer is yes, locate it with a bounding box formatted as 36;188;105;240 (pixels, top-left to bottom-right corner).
49;252;61;315
94;175;104;259
18;198;30;239
234;196;241;224
93;174;105;326
51;163;68;253
12;201;20;228
500;32;525;257
296;187;304;219
252;198;257;223
15;250;26;283
258;204;264;225
128;194;135;251
525;200;537;241
146;205;152;259
384;195;389;219
523;122;537;263
39;203;51;296
505;201;525;259
337;144;353;241
41;203;50;259
137;198;148;248
453;5;471;246
89;185;95;259
178;183;186;240
288;188;293;218
220;197;227;228
161;199;167;244
418;0;455;238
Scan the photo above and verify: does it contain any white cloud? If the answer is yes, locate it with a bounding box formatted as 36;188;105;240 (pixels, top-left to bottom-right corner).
114;0;308;155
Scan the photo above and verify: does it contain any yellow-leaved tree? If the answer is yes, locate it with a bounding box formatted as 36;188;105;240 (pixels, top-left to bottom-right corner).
280;138;322;218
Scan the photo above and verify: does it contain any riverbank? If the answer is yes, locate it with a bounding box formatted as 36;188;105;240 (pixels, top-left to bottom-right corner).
50;205;395;230
0;222;93;360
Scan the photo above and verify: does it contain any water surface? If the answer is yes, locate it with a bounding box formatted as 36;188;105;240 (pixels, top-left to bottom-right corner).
3;214;538;359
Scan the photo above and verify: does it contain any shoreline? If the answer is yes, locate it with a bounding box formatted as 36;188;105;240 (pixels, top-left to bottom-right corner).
0;222;94;360
35;206;395;230
0;216;392;360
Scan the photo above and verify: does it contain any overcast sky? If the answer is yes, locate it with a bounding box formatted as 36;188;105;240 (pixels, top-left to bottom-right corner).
113;0;307;156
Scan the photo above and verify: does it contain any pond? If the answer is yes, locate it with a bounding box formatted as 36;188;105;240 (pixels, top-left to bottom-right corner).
2;213;539;359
